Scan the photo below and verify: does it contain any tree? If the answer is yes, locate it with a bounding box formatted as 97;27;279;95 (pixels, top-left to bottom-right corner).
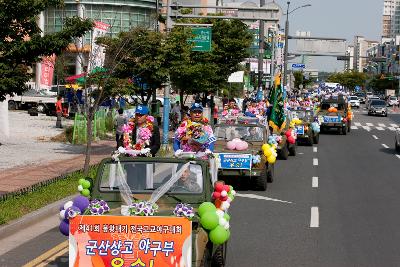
367;75;398;93
0;0;93;101
326;71;367;91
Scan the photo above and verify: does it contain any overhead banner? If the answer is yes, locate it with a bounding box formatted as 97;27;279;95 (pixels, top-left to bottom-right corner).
40;54;56;89
88;21;110;72
69;215;192;267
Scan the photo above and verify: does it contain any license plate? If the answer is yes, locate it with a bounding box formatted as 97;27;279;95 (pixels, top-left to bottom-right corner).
323;116;340;123
218;153;252;170
295;125;305;135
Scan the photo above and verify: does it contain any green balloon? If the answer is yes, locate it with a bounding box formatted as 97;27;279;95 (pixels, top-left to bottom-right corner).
209;225;228;245
78;178;86;185
82;180;91;189
198;202;216;217
81;189;90;197
200;211;219;230
223;213;230;221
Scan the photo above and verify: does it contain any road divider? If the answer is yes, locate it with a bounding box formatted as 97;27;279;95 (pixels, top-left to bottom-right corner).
312;177;318;188
310;207;319;228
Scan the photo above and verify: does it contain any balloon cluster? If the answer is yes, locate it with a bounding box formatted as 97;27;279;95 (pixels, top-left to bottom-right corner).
268;134;282;146
262;143;277;164
252;155;261;165
58;196;90;236
77;178;91;197
311;122;320;133
289;118;303;128
198;182;236;245
226;138;249;151
328;107;338;113
285;129;297;144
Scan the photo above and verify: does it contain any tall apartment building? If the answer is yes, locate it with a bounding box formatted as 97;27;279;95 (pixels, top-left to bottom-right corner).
383;0;395;38
353;36;379;72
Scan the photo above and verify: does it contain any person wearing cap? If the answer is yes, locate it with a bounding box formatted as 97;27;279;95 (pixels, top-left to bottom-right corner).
131;105;160;157
173;103;216;155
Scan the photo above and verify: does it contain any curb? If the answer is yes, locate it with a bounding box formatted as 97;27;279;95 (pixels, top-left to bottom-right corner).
0;194;78;240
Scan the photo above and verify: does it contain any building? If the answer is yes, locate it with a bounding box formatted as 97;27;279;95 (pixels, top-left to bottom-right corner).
345;45;354;71
383;0;395;38
352;36;379;72
35;0;157;89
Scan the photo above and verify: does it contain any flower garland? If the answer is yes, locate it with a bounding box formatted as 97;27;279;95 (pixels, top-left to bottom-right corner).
175;119;214;152
128;201;159;216
173;203;195;219
221;107;240;118
121;116;155;156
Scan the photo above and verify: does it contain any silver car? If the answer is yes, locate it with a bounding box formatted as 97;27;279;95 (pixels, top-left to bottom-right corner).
396;128;400;152
368;99;388;117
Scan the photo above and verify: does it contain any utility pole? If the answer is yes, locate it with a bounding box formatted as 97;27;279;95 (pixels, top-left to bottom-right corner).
257;0;266;94
269;27;276;90
283;1;290;88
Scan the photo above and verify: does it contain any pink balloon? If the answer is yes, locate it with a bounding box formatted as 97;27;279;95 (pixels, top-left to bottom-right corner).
226;141;236;150
285;130;292;137
236;141;248;151
288;136;296;144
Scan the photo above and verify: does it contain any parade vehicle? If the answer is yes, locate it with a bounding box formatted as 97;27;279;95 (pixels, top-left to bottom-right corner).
85;156;228;267
317;95;351;135
290;109;320;145
275;111;297;159
213;118;274;191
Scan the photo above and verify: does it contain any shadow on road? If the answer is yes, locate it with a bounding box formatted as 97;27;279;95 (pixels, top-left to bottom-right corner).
47;255;68;267
379;147;398;155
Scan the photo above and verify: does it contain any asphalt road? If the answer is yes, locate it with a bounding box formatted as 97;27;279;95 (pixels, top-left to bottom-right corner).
2;104;400;266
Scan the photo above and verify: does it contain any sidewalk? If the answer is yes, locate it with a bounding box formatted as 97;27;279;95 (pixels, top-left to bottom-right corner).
0;140;115;198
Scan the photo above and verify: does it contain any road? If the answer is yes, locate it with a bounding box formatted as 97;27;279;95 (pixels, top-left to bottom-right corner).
1;105;400;266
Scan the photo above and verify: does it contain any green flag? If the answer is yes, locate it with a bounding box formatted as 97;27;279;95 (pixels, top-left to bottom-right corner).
268;84;286;132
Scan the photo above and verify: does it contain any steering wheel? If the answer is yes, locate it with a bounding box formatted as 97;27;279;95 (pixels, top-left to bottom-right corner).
171;185;191;193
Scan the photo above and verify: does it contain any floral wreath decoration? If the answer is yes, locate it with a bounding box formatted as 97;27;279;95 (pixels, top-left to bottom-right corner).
175;118;214;152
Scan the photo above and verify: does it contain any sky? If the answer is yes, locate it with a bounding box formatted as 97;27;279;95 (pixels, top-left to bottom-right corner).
231;0;383;72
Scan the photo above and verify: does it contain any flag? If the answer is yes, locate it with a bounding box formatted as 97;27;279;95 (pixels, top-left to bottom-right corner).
268;74;286;132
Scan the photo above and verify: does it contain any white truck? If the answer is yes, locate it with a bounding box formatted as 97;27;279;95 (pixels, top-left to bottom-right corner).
8;89;58;115
385;89;395;97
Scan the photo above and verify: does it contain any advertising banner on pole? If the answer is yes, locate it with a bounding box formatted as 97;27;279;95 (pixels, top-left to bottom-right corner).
69;215;192;267
40;54;56;89
88;21;110;72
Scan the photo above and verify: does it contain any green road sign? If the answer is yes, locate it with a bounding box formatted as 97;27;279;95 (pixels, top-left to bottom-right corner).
189;28;212;52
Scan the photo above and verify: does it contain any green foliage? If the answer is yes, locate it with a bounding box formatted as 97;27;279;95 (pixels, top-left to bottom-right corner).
326;71;367;90
0;0;94;101
0;167;97;225
367;75;398;92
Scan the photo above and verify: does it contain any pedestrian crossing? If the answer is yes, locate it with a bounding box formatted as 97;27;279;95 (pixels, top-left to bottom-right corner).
350;122;399;132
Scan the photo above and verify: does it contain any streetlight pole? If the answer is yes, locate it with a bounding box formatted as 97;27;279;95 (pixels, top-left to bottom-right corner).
283;1;290;89
257;0;266;96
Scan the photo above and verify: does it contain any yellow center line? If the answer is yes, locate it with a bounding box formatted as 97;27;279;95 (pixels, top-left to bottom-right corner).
22;240;68;267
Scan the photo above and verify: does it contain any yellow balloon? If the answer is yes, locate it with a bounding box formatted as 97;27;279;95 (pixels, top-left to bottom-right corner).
267;155;276;164
264;148;272;157
261;144;269;152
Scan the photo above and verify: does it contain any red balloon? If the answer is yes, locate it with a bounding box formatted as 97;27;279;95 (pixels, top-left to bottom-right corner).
215;183;224;192
212;192;221;199
288;136;296;144
285;130;291;137
215;199;222;208
223;185;230;193
221;195;228;201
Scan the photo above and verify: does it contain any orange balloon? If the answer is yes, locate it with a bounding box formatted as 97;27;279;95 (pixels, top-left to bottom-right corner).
215;199;222;208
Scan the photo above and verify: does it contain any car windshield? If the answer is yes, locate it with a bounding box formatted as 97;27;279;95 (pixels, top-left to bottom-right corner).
370;100;386;106
350;96;358;100
291;110;313;120
390;97;397;100
320;103;345;110
99;162;203;194
215;125;263;141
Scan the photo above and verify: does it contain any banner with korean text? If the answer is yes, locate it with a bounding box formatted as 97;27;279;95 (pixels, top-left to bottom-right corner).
69;216;192;267
40;54;56;89
88;21;110;73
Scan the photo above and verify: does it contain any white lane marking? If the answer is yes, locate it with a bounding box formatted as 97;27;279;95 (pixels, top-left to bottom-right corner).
313;158;318;166
382;144;389;148
312;177;318;188
388;127;397;131
376;127;384;131
390;124;398;128
236;193;293;204
363;126;371;132
351;126;358;130
298;152;304;155
313;147;317;153
396;154;400;159
378;123;386;127
310;207;319;228
372;135;378;140
354;122;362;126
366;123;374;127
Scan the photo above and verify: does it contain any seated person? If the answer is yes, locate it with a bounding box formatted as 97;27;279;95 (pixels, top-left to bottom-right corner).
243;127;261;140
172;167;201;193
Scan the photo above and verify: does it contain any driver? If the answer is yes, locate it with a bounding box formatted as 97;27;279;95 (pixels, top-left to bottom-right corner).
243;127;260;140
174;168;201;193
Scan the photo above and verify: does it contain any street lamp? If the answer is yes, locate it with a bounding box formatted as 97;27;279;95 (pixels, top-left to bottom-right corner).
283;2;311;89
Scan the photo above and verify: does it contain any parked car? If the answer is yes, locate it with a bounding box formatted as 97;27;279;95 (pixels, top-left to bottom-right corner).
387;96;399;106
348;96;360;108
355;92;366;104
395;128;400;152
368;99;388;117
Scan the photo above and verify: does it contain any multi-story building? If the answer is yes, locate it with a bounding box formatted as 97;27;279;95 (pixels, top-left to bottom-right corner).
345;45;354;71
35;0;157;88
352;36;379;72
383;0;395;38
